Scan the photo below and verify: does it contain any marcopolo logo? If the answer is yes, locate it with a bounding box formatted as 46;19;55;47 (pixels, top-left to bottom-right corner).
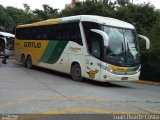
24;42;41;48
69;46;81;52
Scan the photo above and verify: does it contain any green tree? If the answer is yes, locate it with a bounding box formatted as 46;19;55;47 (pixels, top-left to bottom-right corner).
23;3;31;13
6;6;30;32
33;4;58;20
117;0;130;6
60;0;115;17
140;10;160;81
0;5;11;31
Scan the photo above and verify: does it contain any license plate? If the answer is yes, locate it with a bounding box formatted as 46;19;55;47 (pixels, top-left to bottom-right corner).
121;77;128;80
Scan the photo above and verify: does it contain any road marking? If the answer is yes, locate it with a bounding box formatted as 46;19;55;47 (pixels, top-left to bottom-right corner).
17;108;135;120
0;95;137;108
42;107;136;114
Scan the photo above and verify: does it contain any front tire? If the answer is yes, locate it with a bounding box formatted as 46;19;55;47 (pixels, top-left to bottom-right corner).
71;64;83;82
26;56;32;69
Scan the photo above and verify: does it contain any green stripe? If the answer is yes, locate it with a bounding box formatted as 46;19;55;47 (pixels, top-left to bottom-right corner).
128;66;140;71
40;40;68;64
59;19;80;24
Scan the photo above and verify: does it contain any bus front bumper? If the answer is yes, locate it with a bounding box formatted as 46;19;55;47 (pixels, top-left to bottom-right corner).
100;70;140;82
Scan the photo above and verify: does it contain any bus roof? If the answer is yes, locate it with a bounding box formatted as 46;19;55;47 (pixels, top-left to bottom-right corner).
0;31;15;37
17;15;135;29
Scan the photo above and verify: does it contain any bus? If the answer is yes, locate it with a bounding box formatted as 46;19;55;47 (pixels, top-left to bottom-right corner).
0;31;15;58
14;15;150;82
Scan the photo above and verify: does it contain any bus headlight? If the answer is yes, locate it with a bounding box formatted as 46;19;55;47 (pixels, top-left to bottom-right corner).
106;66;113;72
103;65;113;72
97;63;113;72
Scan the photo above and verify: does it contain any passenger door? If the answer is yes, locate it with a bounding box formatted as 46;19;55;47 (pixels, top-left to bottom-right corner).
85;33;103;81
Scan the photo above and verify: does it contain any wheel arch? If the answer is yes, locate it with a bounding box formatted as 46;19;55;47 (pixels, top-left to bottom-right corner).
70;61;81;73
70;61;84;81
27;54;31;58
70;61;85;77
21;53;25;62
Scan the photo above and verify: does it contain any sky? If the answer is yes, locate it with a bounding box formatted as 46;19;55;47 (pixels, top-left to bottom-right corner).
0;0;160;10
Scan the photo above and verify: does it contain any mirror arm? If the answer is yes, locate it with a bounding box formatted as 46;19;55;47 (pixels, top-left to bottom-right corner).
138;34;150;49
91;29;109;47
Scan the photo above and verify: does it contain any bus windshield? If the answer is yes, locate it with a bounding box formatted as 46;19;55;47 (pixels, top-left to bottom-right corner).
6;37;14;50
102;25;140;66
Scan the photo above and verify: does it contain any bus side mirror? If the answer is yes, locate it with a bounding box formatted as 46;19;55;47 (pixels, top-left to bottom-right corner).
91;29;109;47
138;34;150;49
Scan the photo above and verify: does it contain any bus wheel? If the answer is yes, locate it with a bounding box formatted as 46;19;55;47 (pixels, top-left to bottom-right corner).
26;56;32;69
71;64;83;82
21;54;26;66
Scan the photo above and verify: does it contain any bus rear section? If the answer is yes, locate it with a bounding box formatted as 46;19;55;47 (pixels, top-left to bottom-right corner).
0;32;15;57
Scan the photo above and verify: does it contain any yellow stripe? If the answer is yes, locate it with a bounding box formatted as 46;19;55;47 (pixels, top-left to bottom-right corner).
15;108;138;120
17;18;61;28
42;107;137;114
16;108;140;120
109;64;128;72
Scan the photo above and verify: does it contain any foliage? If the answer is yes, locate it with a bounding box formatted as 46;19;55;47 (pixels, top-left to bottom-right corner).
33;4;59;20
59;0;115;17
0;5;11;31
140;13;160;81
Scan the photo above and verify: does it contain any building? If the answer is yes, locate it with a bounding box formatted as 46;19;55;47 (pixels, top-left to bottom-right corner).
65;0;79;9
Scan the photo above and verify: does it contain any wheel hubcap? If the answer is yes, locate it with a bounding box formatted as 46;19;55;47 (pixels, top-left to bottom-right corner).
75;68;80;77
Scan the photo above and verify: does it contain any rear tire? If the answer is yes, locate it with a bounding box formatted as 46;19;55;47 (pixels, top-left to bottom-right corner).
26;56;32;69
71;64;83;82
21;54;26;66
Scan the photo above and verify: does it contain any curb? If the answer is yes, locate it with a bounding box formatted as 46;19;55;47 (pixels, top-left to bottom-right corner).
135;80;160;86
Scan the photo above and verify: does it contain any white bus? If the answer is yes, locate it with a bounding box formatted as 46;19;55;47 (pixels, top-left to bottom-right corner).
0;31;15;58
14;15;150;82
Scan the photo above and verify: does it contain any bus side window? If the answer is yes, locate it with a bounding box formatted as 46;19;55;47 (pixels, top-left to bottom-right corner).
82;22;101;59
16;23;82;43
91;35;101;59
54;24;63;40
70;23;83;45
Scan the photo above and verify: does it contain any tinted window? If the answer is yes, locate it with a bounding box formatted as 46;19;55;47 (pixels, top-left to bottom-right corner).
70;23;82;45
90;34;102;58
82;22;102;58
16;22;83;45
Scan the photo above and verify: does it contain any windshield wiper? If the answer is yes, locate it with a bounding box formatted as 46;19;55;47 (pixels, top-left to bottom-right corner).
126;42;136;64
122;42;124;51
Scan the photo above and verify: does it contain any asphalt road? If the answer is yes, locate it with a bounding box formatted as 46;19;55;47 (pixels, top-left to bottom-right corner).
0;58;160;116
